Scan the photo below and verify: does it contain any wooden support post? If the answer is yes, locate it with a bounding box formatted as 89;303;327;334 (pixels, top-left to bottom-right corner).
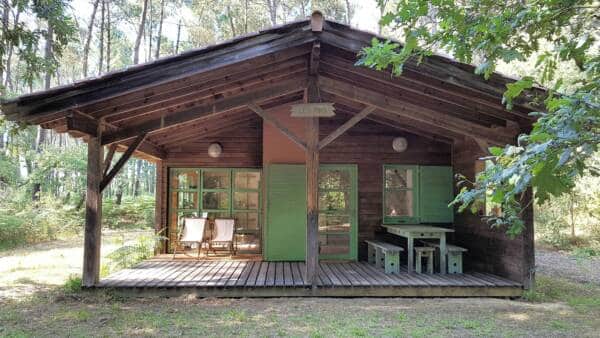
305;115;319;287
82;135;103;287
154;160;166;254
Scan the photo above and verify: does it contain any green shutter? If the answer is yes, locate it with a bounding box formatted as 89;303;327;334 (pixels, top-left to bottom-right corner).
419;166;454;223
265;164;307;261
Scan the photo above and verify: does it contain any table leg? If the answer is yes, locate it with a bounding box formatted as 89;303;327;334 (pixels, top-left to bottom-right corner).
440;234;447;274
407;235;414;273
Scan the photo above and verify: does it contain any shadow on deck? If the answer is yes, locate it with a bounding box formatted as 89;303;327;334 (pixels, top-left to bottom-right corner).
97;259;522;298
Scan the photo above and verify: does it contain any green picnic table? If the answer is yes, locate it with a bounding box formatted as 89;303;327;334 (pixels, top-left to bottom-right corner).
382;225;454;274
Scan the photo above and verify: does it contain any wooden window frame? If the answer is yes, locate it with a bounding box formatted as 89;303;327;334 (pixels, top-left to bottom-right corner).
382;164;420;224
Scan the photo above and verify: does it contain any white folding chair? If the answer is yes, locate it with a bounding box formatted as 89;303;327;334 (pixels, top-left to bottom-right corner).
173;217;207;259
209;218;236;256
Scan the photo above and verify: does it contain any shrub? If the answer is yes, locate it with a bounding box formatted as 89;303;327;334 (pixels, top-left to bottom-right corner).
104;233;164;273
63;274;82;293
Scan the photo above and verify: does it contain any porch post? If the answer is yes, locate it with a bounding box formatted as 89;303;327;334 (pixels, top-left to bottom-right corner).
82;135;103;287
154;160;167;254
305;116;319;287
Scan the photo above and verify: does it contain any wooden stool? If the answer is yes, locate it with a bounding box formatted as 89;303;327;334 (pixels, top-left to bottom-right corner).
414;247;435;274
365;240;404;274
424;242;468;274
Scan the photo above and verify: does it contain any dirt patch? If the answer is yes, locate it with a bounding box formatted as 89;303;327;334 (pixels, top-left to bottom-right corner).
536;248;600;284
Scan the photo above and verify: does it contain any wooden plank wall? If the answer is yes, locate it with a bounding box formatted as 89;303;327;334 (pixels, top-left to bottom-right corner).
160;117;263;251
319;115;452;260
451;138;534;287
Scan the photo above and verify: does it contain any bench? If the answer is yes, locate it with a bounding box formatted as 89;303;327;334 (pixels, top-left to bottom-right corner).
414;247;435;274
423;241;468;274
365;240;404;274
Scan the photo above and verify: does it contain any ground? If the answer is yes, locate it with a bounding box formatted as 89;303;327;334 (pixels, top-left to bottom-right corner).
1;234;599;337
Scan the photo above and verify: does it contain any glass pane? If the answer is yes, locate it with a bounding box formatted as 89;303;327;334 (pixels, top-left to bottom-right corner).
204;211;230;221
202;191;229;210
319;233;349;255
234;212;259;231
385;168;413;189
234;171;260;190
171;169;199;190
234;192;259;210
203;171;230;189
318;214;350;232
235;233;260;253
319;170;350;190
319;191;349;211
385;190;413;217
171;191;198;209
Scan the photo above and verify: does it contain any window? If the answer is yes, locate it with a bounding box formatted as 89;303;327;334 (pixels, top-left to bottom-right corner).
168;168;261;253
383;165;419;224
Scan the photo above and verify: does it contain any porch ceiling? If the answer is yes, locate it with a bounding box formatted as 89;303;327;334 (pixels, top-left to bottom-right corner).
0;18;543;162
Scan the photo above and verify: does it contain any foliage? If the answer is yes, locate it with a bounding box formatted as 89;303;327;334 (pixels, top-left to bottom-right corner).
360;0;600;236
0;0;77;94
104;232;165;273
63;274;82;293
103;195;155;230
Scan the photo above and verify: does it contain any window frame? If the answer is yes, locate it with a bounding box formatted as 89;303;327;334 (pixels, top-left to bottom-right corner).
382;164;420;224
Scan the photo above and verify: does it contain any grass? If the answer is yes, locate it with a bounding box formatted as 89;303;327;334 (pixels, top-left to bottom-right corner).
1;234;600;337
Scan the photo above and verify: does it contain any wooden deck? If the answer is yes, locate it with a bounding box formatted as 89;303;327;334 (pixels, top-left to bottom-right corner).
97;260;522;297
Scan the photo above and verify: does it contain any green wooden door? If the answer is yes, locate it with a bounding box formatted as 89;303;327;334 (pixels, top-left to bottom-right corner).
318;164;358;260
265;164;307;261
419;166;454;223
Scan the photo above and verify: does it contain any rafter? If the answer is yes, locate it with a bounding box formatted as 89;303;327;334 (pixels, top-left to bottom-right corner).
248;103;307;150
101;76;307;145
318;76;515;145
318;105;375;150
100;134;147;192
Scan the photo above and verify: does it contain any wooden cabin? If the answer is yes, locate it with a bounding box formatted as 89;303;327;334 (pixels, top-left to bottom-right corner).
0;13;537;297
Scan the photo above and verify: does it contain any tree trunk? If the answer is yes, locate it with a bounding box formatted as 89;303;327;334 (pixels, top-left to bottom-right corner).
0;0;8;94
98;0;105;75
344;0;352;25
134;159;142;196
116;182;123;205
570;192;576;238
227;5;236;37
83;0;100;77
106;0;111;72
175;18;181;54
266;0;277;26
147;0;152;62
154;0;164;59
133;0;149;64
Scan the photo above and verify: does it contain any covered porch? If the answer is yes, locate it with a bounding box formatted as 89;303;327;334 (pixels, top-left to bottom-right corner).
98;259;522;297
1;12;537;296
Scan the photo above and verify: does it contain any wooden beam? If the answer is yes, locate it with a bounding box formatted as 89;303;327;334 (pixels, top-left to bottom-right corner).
103;144;117;177
309;42;320;75
318;76;515;145
100;134;146;192
101;77;307;145
66;112;99;137
310;11;324;32
305;116;319;287
473;138;491;155
82;135;103;287
247;103;307;151
318;105;375;150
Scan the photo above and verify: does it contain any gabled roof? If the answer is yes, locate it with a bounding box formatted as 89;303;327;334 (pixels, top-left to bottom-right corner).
0;13;543;161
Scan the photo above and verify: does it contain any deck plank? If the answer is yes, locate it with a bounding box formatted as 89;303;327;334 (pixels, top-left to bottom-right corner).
98;258;523;296
283;262;294;286
254;262;269;287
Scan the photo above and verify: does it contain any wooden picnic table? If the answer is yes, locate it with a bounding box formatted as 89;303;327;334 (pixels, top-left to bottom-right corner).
382;225;454;274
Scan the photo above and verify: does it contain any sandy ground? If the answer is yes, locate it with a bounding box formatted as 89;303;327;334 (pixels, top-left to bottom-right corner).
535;248;600;284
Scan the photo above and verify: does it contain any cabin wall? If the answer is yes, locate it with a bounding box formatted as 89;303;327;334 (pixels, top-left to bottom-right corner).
451;138;534;287
161;118;263;249
319;115;452;260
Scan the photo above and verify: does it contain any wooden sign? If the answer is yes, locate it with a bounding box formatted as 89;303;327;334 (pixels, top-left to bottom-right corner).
290;103;335;117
